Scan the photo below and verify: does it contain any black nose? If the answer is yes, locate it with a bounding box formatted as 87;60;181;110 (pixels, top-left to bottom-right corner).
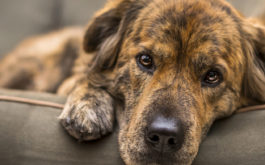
146;116;184;152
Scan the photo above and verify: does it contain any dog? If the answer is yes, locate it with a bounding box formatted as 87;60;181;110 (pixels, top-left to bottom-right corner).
0;0;265;164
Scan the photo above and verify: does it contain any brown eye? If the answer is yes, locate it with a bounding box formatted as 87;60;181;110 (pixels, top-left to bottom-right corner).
136;54;155;74
139;54;152;68
202;70;223;87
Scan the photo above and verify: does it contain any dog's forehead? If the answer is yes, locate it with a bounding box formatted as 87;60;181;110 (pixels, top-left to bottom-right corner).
126;0;240;62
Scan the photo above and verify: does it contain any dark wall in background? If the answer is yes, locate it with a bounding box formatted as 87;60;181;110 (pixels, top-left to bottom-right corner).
0;0;106;57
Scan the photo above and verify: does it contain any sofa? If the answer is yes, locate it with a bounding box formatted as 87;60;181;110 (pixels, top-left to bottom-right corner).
0;89;264;165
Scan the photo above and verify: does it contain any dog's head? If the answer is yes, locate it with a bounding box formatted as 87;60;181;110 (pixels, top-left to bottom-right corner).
83;0;265;164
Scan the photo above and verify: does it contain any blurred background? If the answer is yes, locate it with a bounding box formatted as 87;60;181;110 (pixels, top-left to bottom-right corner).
0;0;265;58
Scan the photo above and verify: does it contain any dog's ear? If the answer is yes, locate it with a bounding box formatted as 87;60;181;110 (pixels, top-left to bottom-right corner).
83;1;123;53
83;0;142;72
242;19;265;104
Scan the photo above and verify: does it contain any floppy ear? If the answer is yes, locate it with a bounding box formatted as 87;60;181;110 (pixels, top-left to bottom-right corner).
83;0;142;72
242;20;265;104
83;1;124;72
83;2;122;53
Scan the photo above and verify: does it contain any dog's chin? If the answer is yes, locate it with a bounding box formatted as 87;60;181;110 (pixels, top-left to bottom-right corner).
120;147;196;165
121;151;195;165
118;129;198;165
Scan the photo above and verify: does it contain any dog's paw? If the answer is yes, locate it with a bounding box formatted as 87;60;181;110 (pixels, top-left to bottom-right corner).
59;90;114;141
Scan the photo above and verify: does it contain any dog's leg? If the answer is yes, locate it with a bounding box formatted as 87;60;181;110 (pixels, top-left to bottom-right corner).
59;78;115;141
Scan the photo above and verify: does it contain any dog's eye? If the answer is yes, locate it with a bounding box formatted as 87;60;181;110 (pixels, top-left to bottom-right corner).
139;54;153;68
202;70;223;87
136;54;155;73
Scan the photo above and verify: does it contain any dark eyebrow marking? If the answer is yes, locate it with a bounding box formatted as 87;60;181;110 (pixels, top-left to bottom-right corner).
191;53;227;78
192;54;216;75
137;47;154;57
192;58;228;84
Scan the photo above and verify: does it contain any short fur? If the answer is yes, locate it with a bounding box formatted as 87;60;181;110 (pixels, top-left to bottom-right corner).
1;0;265;164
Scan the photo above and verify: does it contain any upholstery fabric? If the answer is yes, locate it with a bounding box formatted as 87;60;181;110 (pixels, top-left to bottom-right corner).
0;89;264;165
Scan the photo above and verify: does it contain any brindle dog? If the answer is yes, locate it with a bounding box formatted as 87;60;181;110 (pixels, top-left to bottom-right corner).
1;0;265;164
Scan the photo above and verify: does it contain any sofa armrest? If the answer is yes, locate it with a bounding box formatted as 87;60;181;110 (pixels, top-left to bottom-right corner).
0;89;264;165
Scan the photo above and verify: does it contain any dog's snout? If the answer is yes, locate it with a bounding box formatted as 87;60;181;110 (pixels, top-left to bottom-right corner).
146;116;184;152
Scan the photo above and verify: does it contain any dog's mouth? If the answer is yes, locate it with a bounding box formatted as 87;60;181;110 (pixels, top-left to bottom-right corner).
136;151;179;165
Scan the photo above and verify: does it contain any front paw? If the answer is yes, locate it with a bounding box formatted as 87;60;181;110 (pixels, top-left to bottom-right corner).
59;92;114;141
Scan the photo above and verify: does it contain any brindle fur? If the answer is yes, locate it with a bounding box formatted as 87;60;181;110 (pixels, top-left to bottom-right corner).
1;0;265;164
